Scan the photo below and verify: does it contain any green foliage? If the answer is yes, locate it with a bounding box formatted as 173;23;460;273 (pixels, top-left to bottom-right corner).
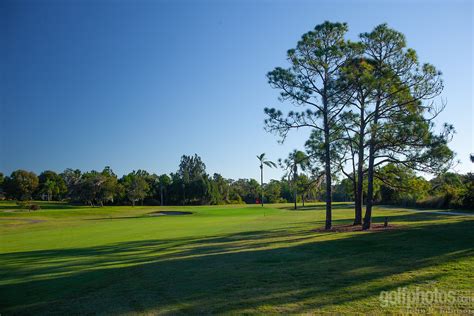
0;172;4;199
4;170;39;200
229;178;260;204
60;168;83;201
333;178;354;202
373;166;473;210
2;161;469;210
29;203;41;211
122;171;149;206
16;200;31;209
377;164;430;206
158;174;171;205
416;172;472;209
257;153;277;169
461;173;474;209
264;180;281;203
38;170;67;201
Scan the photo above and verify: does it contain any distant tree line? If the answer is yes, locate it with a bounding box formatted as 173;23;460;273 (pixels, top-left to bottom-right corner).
0;154;317;206
0;154;471;210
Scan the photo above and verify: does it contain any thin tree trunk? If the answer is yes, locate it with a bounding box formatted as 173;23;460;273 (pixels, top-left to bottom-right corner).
182;184;186;206
352;177;359;222
261;165;264;207
293;164;297;210
355;131;364;225
323;114;332;230
363;144;375;230
294;189;297;210
363;98;380;230
324;143;332;229
354;98;366;225
160;186;164;206
321;70;333;230
348;140;359;225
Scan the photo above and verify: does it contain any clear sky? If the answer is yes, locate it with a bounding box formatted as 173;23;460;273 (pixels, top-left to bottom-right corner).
1;0;472;181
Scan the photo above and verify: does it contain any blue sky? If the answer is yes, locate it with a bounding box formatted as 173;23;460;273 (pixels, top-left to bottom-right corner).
1;0;472;180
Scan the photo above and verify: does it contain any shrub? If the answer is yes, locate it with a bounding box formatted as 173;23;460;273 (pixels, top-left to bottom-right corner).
16;200;31;209
144;198;161;206
228;199;246;204
29;204;41;211
416;195;446;209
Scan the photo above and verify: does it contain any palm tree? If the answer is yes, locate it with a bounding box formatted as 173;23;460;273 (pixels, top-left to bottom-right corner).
257;153;277;207
280;150;309;210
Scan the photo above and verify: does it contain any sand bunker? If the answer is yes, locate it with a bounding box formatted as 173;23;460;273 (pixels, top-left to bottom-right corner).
148;211;193;216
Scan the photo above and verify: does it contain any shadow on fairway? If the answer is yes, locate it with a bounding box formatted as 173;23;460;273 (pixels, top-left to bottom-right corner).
85;211;194;221
279;203;355;211
0;202;82;211
1;214;472;314
379;204;474;214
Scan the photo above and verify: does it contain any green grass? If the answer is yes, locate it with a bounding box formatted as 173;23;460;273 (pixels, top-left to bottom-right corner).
0;201;473;314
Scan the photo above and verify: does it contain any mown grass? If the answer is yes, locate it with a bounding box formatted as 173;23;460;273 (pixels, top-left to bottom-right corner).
0;201;473;314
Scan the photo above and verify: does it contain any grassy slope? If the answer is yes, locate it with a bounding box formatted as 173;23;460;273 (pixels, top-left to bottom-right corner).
0;201;473;314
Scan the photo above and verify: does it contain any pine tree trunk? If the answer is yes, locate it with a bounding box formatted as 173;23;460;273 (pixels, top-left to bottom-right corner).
324;114;332;230
160;186;164;206
354;100;365;225
363;147;375;230
294;188;297;210
353;177;360;224
354;137;364;225
183;185;186;206
293;164;297;210
363;98;380;230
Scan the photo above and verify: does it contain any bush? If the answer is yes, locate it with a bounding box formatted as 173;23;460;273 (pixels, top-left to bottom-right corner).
461;174;474;209
15;201;41;211
417;195;448;209
144;198;161;206
29;204;41;211
228;199;246;204
416;191;466;209
16;200;31;210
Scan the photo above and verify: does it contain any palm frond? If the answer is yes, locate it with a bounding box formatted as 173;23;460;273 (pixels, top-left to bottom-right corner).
264;161;277;168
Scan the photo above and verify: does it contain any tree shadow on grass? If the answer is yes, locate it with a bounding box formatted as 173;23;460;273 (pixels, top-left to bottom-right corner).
0;202;82;211
1;217;473;314
279;202;355;211
380;204;474;213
